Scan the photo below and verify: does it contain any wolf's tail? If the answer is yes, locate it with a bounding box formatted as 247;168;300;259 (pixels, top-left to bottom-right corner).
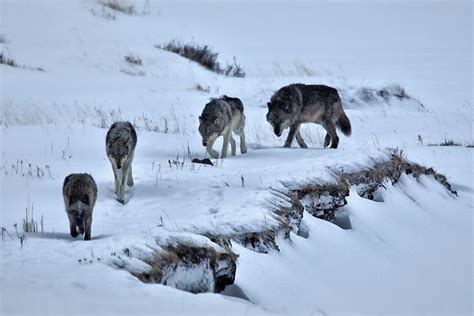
336;111;352;136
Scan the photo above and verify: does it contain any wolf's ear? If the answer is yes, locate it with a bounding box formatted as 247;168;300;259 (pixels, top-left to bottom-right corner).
199;116;203;123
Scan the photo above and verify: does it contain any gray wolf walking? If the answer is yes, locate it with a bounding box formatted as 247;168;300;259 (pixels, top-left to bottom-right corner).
266;84;351;149
63;173;97;240
199;95;247;158
106;121;137;204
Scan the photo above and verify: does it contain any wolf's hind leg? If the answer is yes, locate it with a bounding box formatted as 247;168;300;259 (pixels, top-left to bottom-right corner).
323;123;339;149
127;164;134;187
221;130;232;158
239;132;247;154
323;133;331;148
295;131;308;148
230;134;236;156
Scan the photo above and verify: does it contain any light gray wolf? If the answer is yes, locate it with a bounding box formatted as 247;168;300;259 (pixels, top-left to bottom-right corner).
63;173;97;240
106;121;137;204
199;95;247;158
266;84;351;149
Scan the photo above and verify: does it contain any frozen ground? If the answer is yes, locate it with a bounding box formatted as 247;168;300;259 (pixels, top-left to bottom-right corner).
1;0;472;315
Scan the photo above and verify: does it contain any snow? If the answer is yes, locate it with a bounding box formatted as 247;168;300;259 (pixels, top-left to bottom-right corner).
1;0;472;315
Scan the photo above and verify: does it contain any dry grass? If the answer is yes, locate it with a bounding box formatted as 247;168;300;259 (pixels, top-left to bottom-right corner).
428;139;462;147
195;83;210;93
0;52;16;67
156;40;245;77
100;0;135;15
124;54;142;66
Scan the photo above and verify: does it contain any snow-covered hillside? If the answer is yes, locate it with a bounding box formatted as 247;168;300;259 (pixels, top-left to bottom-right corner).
1;1;472;315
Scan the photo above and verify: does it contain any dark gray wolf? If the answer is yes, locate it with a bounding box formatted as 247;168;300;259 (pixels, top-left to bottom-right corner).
63;173;97;240
199;95;247;158
106;121;137;204
266;84;351;149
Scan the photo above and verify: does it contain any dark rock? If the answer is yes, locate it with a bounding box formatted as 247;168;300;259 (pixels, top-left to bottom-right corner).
192;158;214;166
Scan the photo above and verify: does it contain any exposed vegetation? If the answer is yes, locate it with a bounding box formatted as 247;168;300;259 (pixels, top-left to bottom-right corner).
428;139;463;147
124;54;142;66
22;204;44;233
195;83;210;93
156;40;245;77
357;84;418;104
100;0;135;15
0;52;44;72
0;52;17;67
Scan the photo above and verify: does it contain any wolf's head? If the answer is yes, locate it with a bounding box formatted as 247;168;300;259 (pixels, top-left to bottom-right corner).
67;195;90;225
198;116;222;147
266;101;296;137
266;87;301;137
107;139;131;170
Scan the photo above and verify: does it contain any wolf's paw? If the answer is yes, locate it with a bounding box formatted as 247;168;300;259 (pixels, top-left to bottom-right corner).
117;197;125;204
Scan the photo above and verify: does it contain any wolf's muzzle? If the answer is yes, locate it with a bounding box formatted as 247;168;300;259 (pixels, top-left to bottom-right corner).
202;142;207;147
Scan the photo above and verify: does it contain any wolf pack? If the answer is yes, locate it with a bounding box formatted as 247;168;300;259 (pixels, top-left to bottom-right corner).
63;83;351;240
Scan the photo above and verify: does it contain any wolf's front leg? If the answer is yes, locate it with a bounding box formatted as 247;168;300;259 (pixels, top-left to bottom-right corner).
84;215;92;241
117;166;128;204
206;140;219;159
109;158;120;194
230;134;236;156
239;132;247;154
221;130;232;158
127;164;134;187
284;124;299;148
295;131;308;148
68;214;78;238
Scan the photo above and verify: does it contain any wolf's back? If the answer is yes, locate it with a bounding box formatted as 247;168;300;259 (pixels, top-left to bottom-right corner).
63;173;98;206
222;95;244;113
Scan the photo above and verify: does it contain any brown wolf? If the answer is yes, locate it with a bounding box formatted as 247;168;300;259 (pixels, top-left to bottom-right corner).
63;173;97;240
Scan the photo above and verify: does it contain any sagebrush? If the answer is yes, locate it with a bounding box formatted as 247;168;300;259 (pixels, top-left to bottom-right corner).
156;40;245;77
